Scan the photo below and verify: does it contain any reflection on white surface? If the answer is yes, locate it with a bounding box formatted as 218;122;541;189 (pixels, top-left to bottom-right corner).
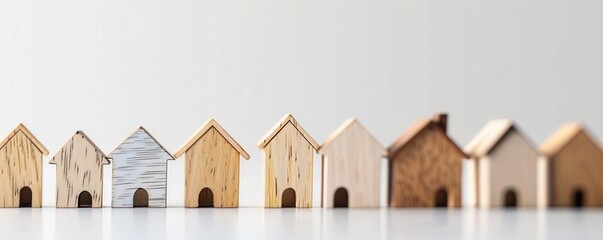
0;208;601;240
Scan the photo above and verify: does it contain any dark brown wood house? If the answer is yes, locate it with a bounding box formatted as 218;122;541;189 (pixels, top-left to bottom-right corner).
387;113;467;208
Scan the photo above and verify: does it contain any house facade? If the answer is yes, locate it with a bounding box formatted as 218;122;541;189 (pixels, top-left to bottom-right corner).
110;127;174;208
175;119;250;208
0;124;48;208
540;123;603;207
465;120;539;208
388;114;467;208
319;119;386;208
258;114;319;208
50;131;110;208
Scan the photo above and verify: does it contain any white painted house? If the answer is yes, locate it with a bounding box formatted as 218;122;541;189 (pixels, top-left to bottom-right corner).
109;127;175;208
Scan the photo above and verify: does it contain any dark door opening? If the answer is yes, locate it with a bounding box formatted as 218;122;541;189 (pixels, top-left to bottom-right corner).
198;187;214;208
333;187;349;208
573;189;585;208
133;188;149;207
504;189;518;208
19;187;32;208
282;188;296;208
78;191;93;208
435;188;448;207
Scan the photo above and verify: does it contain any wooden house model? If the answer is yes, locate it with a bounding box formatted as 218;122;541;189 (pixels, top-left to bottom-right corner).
318;118;386;208
109;127;175;208
539;123;603;207
49;131;110;208
174;119;250;208
257;114;319;208
387;113;467;208
0;124;48;208
465;119;539;208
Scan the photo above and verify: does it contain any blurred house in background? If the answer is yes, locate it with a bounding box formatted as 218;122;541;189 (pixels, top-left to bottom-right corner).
465;120;539;208
539;123;603;207
387;113;467;208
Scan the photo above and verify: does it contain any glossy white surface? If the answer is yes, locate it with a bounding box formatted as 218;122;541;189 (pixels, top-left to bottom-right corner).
0;208;601;240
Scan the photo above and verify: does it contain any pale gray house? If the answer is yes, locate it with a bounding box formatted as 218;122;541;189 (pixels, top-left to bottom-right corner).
109;127;175;208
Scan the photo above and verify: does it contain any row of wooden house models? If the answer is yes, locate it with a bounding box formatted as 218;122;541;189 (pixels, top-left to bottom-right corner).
0;113;601;208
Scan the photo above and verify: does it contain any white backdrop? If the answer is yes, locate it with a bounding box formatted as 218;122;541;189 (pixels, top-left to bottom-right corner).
0;0;602;207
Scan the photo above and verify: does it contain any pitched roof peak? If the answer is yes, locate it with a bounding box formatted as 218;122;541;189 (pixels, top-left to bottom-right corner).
49;130;110;165
0;123;48;156
540;122;592;157
465;119;529;158
174;119;250;159
318;118;386;156
387;114;467;159
257;114;319;149
109;127;175;160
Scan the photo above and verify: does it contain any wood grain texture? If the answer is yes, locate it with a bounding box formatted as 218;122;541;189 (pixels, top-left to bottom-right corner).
540;125;603;207
0;124;49;156
258;114;319;149
49;131;110;208
259;114;318;208
174;119;250;159
109;127;174;208
388;122;465;208
183;127;243;207
318;119;386;208
0;124;48;208
176;119;250;208
540;123;583;157
388;116;465;159
467;125;539;208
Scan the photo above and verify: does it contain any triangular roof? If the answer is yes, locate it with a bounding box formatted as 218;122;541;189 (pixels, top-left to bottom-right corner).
257;114;319;149
318;118;387;157
174;119;250;159
465;119;536;158
108;126;175;160
540;123;599;157
387;118;467;159
49;131;110;164
0;123;48;156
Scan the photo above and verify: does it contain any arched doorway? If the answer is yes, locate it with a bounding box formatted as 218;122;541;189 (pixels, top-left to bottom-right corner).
434;188;448;207
282;188;296;208
573;189;585;208
198;187;214;208
333;187;349;208
19;187;32;208
504;189;518;208
78;191;93;208
133;188;149;207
